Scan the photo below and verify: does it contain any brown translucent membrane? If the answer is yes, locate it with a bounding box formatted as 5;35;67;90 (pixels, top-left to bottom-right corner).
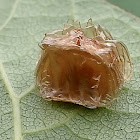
36;19;133;108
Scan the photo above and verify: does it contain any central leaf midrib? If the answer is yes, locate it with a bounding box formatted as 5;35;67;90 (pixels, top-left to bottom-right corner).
0;61;22;140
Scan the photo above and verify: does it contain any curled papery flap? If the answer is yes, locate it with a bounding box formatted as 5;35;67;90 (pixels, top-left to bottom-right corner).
36;19;133;108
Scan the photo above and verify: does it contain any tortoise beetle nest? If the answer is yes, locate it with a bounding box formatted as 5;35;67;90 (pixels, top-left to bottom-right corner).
36;19;133;108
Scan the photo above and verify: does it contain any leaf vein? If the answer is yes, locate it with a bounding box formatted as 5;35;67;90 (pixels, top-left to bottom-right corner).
0;0;19;32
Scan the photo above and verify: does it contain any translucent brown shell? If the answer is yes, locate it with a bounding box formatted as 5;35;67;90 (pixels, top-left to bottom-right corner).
36;19;133;108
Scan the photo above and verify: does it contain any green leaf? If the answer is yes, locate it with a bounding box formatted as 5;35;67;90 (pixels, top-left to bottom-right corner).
0;0;140;140
107;0;140;18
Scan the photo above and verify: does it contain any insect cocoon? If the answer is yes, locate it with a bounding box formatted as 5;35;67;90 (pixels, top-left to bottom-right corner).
36;19;133;108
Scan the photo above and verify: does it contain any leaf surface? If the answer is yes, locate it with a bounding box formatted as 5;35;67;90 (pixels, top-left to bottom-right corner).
0;0;140;140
